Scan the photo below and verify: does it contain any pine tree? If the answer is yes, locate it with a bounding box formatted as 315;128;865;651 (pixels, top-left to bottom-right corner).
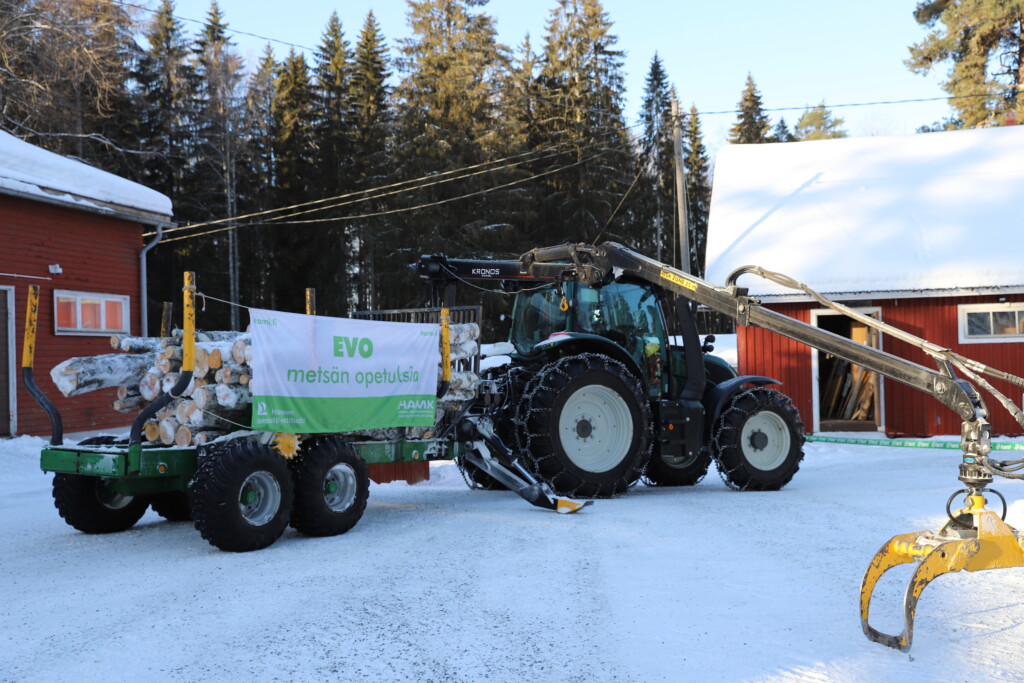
684;104;711;277
728;73;770;144
907;1;1024;128
794;102;846;140
535;0;633;241
349;11;392;310
632;54;675;262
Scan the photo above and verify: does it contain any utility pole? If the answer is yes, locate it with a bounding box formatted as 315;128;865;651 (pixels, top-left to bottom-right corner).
671;98;690;274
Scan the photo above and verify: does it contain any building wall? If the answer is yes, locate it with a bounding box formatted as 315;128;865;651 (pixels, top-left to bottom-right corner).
0;195;142;435
737;294;1024;437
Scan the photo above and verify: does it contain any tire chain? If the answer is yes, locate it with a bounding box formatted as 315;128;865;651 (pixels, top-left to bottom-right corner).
711;387;805;491
514;353;650;499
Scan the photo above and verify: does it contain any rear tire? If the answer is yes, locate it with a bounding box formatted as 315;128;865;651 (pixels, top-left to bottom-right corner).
712;387;805;491
190;440;293;552
289;438;369;537
52;474;149;533
644;446;711;487
518;353;651;498
149;492;192;521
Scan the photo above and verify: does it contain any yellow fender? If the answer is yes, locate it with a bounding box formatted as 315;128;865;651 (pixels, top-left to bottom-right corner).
860;495;1024;651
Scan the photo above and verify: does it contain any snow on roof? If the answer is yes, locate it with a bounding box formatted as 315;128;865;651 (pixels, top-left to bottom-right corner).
704;125;1024;300
0;130;172;224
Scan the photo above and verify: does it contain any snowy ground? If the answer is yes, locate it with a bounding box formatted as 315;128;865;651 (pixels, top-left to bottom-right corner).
3;434;1024;682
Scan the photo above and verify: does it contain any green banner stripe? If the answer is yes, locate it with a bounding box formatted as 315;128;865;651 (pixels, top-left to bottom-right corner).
806;435;1024;451
251;394;435;433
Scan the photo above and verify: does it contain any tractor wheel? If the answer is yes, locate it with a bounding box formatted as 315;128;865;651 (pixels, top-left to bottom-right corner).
52;473;149;534
149;492;192;521
518;353;651;498
643;446;712;487
289;438;369;537
712;387;805;491
455;455;507;490
190;440;293;552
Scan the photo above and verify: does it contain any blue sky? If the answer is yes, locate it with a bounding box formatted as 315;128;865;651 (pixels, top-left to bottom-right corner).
164;0;952;154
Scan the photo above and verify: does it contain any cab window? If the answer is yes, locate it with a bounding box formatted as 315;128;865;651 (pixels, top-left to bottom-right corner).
511;285;569;352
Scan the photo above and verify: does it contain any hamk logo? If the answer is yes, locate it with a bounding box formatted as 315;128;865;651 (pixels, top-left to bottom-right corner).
257;401;268;416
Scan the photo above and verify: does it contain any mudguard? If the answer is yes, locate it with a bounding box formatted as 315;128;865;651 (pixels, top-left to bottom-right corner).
704;375;781;428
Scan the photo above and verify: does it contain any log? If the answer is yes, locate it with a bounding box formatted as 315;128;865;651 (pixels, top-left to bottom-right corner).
144;420;161;442
193;346;210;379
215;363;250;385
197;341;234;370
139;368;162;401
189;403;249;429
159;417;179;445
50;353;156;398
161;372;180;394
191;384;218;411
116;385;140;400
175;425;228;447
155;356;181;375
174;399;193;424
110;335;171;353
231;335;250;365
215;383;251;409
112;395;146;413
160;345;182;361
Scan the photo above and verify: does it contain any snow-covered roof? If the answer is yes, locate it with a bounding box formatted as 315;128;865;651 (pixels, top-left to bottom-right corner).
0;130;172;224
704;125;1024;301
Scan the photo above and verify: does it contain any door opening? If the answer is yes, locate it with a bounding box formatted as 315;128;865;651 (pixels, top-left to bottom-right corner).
812;310;882;433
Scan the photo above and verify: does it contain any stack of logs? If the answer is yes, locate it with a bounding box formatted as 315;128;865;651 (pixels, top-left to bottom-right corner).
50;330;255;447
48;322;482;448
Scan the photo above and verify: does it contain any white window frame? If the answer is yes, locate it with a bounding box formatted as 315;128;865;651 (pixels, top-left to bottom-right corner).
958;302;1024;345
54;289;130;336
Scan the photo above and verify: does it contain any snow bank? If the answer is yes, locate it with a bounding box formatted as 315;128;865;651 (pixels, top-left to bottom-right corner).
705;126;1024;298
0;131;171;221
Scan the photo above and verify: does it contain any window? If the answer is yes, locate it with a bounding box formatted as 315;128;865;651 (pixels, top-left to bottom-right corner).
958;302;1024;344
54;290;129;335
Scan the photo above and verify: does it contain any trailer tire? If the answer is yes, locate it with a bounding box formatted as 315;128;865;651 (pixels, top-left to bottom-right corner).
712;387;805;491
289;438;369;537
518;353;651;498
190;440;293;552
149;492;192;521
52;473;149;534
643;447;712;487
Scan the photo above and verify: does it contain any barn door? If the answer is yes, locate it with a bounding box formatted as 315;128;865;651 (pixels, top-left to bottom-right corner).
0;287;13;435
810;307;884;433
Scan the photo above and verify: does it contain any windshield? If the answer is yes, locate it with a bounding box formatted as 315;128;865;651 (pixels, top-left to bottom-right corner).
576;282;666;361
511;285;569;353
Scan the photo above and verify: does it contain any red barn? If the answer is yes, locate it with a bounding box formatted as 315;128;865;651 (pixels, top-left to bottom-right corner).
0;131;172;436
705;126;1024;437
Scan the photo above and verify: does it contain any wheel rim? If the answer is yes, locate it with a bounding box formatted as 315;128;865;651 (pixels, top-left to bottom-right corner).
238;471;282;526
740;410;791;471
662;451;700;469
558;384;633;473
96;480;134;511
323;463;357;512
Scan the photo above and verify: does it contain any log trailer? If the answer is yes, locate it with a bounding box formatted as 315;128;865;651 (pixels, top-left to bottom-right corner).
25;242;1024;651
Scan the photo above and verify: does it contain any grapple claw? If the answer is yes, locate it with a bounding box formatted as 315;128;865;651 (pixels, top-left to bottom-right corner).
860;494;1024;651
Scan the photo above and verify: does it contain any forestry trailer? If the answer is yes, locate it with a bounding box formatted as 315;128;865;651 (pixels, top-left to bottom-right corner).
26;241;1024;652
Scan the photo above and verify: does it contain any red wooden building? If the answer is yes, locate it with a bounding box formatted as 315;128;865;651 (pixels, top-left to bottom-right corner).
704;126;1024;437
0;131;172;436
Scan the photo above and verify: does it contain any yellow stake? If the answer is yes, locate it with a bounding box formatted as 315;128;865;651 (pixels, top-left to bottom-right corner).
181;272;196;373
440;307;451;383
22;284;40;369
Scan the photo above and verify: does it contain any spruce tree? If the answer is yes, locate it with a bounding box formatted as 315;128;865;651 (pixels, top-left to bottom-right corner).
907;1;1024;128
633;54;675;262
728;73;770;144
349;11;392;310
770;117;796;143
794;102;846;140
535;0;632;241
684;104;711;277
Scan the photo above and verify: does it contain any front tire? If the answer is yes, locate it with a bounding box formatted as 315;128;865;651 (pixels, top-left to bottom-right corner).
289;438;369;537
52;474;149;533
190;440;294;552
150;492;192;521
712;387;805;491
644;446;711;487
518;354;651;498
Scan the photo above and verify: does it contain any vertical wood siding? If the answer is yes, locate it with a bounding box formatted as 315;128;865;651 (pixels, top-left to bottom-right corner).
738;295;1024;437
0;196;142;436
